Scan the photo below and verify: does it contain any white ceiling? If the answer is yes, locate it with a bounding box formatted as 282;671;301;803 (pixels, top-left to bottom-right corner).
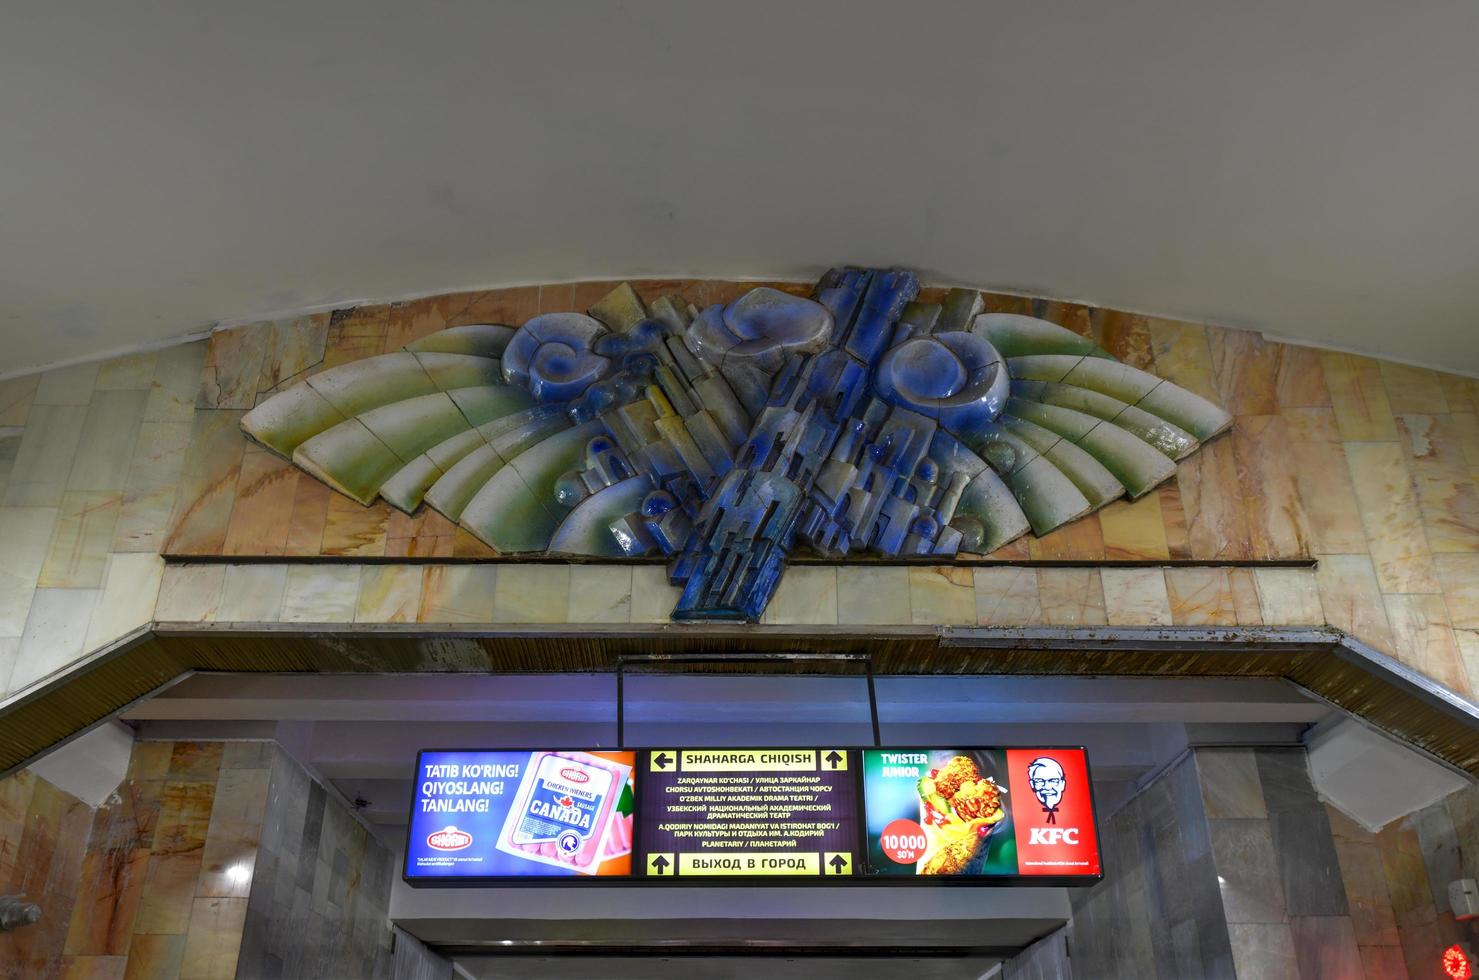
5;1;1479;376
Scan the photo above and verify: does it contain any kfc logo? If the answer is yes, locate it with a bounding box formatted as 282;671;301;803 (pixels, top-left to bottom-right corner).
1028;756;1066;824
1028;827;1081;845
1006;747;1101;877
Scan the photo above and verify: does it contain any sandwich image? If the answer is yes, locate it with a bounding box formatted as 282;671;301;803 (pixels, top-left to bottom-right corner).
916;754;1007;875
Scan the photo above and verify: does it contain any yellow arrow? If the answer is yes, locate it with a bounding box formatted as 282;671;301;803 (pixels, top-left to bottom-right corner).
822;852;852;875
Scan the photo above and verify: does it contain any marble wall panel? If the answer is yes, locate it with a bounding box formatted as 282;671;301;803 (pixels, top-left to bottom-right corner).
12;586;98;692
1101;567;1173;626
34;363;101;406
1384;593;1470;695
355;564;424;623
491;563;571;623
1026;514;1106;562
1326;806;1402;948
762;565;838;625
1283;407;1360;558
1399;414;1479;554
567;564;634;623
1178;437;1254;560
0;739;279;979
217;564;289;622
279;566;360;623
1210;819;1287;924
197;324;269;411
154;564;227;623
235;746;393;979
38;490;123;589
283;476;331;556
1314;554;1394;652
908;566;976;625
1321;352;1398;442
1197;748;1267;820
321;493;388;558
66;389;148;494
974;566;1043;625
1272;346;1330;410
385;508;456;559
84;553;165;651
1165;567;1237;626
94;351;157;392
1381;362;1449;415
145;342;208;424
1252;568;1324;626
1347;441;1441;594
1098;493;1171;560
416;565;496;623
0;374;39;427
1145;318;1219;402
1232;415;1312;559
260;314;329;393
1211;330;1281;417
1067;752;1235;980
1227;922;1300;980
1226;568;1264;626
162;411;247;556
0;504;59;636
4;403;89;507
1191;746;1479;980
629;564;682;623
222;448;299;557
835;566;912;624
1436;553;1479;629
1037;568;1108;626
112;420;193;554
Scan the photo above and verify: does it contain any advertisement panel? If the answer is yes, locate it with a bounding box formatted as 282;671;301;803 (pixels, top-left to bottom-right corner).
860;747;1100;880
404;749;636;880
636;748;860;878
404;745;1099;886
1003;748;1101;877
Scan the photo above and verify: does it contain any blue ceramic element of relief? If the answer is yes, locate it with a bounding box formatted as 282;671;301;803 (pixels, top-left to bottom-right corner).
242;267;1233;622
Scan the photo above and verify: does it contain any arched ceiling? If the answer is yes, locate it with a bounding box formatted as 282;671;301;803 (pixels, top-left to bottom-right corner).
4;0;1478;376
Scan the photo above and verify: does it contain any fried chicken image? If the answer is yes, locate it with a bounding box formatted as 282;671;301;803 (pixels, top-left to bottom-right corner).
950;776;1004;822
932;755;981;800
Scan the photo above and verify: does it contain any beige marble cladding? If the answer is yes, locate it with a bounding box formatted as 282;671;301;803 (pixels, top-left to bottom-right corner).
0;739;377;979
0;278;1475;713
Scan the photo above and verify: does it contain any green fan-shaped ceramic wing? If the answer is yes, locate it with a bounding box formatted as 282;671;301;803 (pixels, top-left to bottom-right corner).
942;312;1233;541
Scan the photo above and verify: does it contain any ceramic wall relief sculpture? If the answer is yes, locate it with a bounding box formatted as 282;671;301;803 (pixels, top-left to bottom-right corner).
242;267;1233;621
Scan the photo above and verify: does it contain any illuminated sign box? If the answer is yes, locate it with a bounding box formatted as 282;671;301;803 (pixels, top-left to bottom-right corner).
405;750;636;880
860;747;1101;879
404;746;1100;885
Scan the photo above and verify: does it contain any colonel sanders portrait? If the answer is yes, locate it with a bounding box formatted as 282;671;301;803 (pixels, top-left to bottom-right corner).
1027;757;1066;823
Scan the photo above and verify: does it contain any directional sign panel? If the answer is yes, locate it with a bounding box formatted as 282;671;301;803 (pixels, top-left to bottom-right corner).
635;749;860;878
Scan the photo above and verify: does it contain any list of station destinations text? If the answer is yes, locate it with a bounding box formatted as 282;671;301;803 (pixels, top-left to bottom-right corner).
638;749;859;877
